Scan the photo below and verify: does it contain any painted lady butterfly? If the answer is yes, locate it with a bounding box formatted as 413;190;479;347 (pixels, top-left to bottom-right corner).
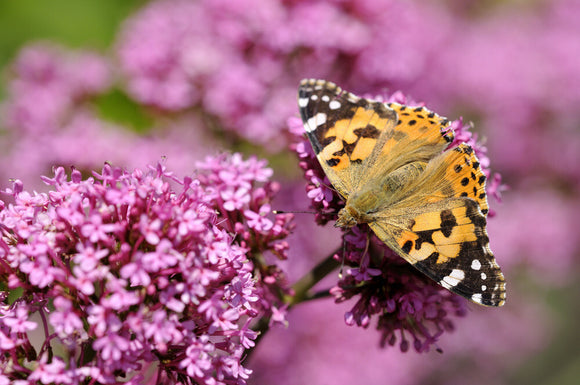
298;79;506;307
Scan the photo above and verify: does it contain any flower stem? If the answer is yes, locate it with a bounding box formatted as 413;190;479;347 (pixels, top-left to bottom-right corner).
287;247;341;306
246;247;340;362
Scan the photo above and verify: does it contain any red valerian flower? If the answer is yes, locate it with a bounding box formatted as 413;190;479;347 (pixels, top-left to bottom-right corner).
0;154;292;384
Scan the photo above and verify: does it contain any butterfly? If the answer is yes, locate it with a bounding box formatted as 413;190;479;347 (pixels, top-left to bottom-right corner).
298;79;506;307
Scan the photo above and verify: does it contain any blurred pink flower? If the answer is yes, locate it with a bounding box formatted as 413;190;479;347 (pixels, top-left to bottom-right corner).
2;44;111;134
115;0;450;146
249;292;547;385
488;191;580;284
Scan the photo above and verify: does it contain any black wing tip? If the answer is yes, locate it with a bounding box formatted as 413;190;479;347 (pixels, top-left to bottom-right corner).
471;288;507;307
449;274;507;307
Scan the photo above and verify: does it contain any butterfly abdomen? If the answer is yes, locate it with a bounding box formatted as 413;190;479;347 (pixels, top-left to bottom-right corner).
378;161;426;195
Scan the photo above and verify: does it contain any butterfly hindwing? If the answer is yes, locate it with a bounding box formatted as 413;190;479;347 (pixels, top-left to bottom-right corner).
381;144;490;213
369;144;506;306
440;145;490;215
370;198;506;307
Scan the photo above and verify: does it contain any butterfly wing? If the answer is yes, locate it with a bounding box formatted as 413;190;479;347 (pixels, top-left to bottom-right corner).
298;78;396;198
298;79;454;198
366;101;455;183
369;144;506;306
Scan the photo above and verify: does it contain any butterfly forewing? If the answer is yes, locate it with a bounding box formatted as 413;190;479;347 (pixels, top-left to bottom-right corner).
299;78;397;197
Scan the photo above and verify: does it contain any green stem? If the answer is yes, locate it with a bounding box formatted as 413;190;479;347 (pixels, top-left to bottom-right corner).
246;247;341;362
287;247;341;306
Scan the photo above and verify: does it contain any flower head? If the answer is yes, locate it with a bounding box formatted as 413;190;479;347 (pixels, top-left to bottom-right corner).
0;155;292;384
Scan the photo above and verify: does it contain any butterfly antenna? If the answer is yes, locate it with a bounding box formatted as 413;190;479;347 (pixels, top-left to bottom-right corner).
272;209;317;215
215;216;229;227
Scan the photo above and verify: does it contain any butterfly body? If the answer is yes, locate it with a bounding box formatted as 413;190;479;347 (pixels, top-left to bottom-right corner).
298;78;506;307
336;161;424;228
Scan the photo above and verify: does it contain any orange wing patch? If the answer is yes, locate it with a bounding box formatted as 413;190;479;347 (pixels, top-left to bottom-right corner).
388;205;479;264
298;78;397;196
370;198;506;306
380;103;454;159
316;106;394;172
443;144;490;215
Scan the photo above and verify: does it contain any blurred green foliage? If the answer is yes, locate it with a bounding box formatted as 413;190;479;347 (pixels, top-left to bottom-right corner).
0;0;143;63
0;0;143;99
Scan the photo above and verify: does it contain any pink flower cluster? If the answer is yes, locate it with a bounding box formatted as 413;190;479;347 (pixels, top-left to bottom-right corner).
0;154;292;384
114;0;449;147
2;44;111;136
334;234;467;353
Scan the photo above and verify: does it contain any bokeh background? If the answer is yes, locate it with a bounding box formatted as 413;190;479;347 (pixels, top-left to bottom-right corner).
1;0;579;384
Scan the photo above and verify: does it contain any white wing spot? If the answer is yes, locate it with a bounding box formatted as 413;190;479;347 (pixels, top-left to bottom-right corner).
482;285;487;291
298;98;309;107
440;280;452;290
329;100;341;110
440;269;465;288
311;95;318;101
472;293;483;303
321;95;330;102
305;113;327;133
450;269;465;280
471;259;481;270
481;272;487;280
